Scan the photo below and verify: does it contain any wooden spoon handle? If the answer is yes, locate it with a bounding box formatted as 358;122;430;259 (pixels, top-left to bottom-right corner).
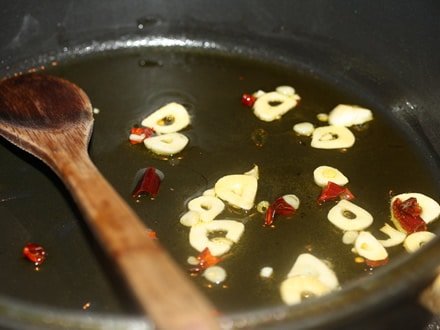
52;150;219;329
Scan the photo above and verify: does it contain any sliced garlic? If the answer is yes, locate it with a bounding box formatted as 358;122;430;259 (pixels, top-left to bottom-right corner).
327;200;373;231
244;165;259;179
391;193;440;224
403;231;436;253
342;230;359;245
144;132;189;155
260;267;274;278
214;174;258;210
313;165;349;187
280;275;331;305
188;196;225;222
328;104;373;127
287;253;339;290
354;231;388;261
317;113;329;122
276;85;296;97
283;194;300;210
189;220;245;256
293;122;315;136
253;91;300;122
311;125;355;149
378;223;407;247
180;210;200;227
141;102;190;134
203;266;227;284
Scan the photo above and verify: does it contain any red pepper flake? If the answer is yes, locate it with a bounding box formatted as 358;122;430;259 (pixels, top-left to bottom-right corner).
23;243;47;266
392;197;427;233
241;93;256;107
129;126;155;144
265;196;297;226
365;258;389;268
190;248;222;274
317;181;355;205
147;229;158;240
132;167;164;198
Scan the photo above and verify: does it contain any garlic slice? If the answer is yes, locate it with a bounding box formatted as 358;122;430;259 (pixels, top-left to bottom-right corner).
391;193;440;224
327;200;373;231
189;220;245;256
180;210;200;227
354;231;388;261
280;275;331;305
214;174;258;210
328;104;373;127
203;266;227;284
287;253;339;290
188;196;225;222
144;132;188;155
313;165;349;187
311;125;355;149
378;223;407;247
141;102;190;134
342;230;359;245
253;91;300;122
403;231;436;253
293;122;315;136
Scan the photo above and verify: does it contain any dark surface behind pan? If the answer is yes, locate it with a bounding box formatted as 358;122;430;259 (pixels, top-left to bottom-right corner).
1;1;440;329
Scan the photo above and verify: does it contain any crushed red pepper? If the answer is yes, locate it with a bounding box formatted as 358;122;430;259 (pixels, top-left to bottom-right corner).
392;197;427;233
241;93;256;107
317;181;355;205
23;243;47;266
190;248;222;274
132;167;163;198
129;126;155;144
365;257;389;268
264;196;297;226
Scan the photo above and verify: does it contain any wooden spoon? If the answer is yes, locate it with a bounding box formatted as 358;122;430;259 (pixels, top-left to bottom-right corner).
0;73;219;329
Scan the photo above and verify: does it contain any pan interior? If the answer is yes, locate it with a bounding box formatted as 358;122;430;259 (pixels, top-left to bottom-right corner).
0;45;439;317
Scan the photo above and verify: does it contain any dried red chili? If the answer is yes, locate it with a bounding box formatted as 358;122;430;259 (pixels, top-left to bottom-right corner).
392;197;427;233
23;243;47;266
190;248;222;274
317;181;355;205
132;167;164;198
129;126;155;144
241;93;256;107
265;196;297;226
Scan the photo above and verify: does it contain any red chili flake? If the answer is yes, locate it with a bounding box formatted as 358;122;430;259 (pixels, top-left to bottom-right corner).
147;229;157;240
132;167;164;198
392;197;427;233
365;258;389;268
129;126;155;144
241;93;256;107
23;243;47;266
317;181;355;205
190;248;222;274
265;196;297;226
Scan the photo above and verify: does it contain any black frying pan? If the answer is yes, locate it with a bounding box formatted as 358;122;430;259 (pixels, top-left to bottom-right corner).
1;1;440;329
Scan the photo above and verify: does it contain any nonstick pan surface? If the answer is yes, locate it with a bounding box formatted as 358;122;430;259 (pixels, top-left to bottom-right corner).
0;40;440;329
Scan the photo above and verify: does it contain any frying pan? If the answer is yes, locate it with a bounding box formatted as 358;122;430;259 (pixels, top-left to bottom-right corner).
1;1;440;329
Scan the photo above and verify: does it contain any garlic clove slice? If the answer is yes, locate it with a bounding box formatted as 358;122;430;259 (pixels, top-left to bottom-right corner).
403;231;436;253
313;165;349;187
391;193;440;224
378;223;407;247
287;253;339;290
180;210;200;227
280;275;331;305
214;174;258;210
141;102;190;134
253;91;300;122
354;231;388;261
144;132;188;155
327;200;373;231
188;196;225;222
189;220;245;256
293;122;315;136
328;104;373;127
311;125;355;149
